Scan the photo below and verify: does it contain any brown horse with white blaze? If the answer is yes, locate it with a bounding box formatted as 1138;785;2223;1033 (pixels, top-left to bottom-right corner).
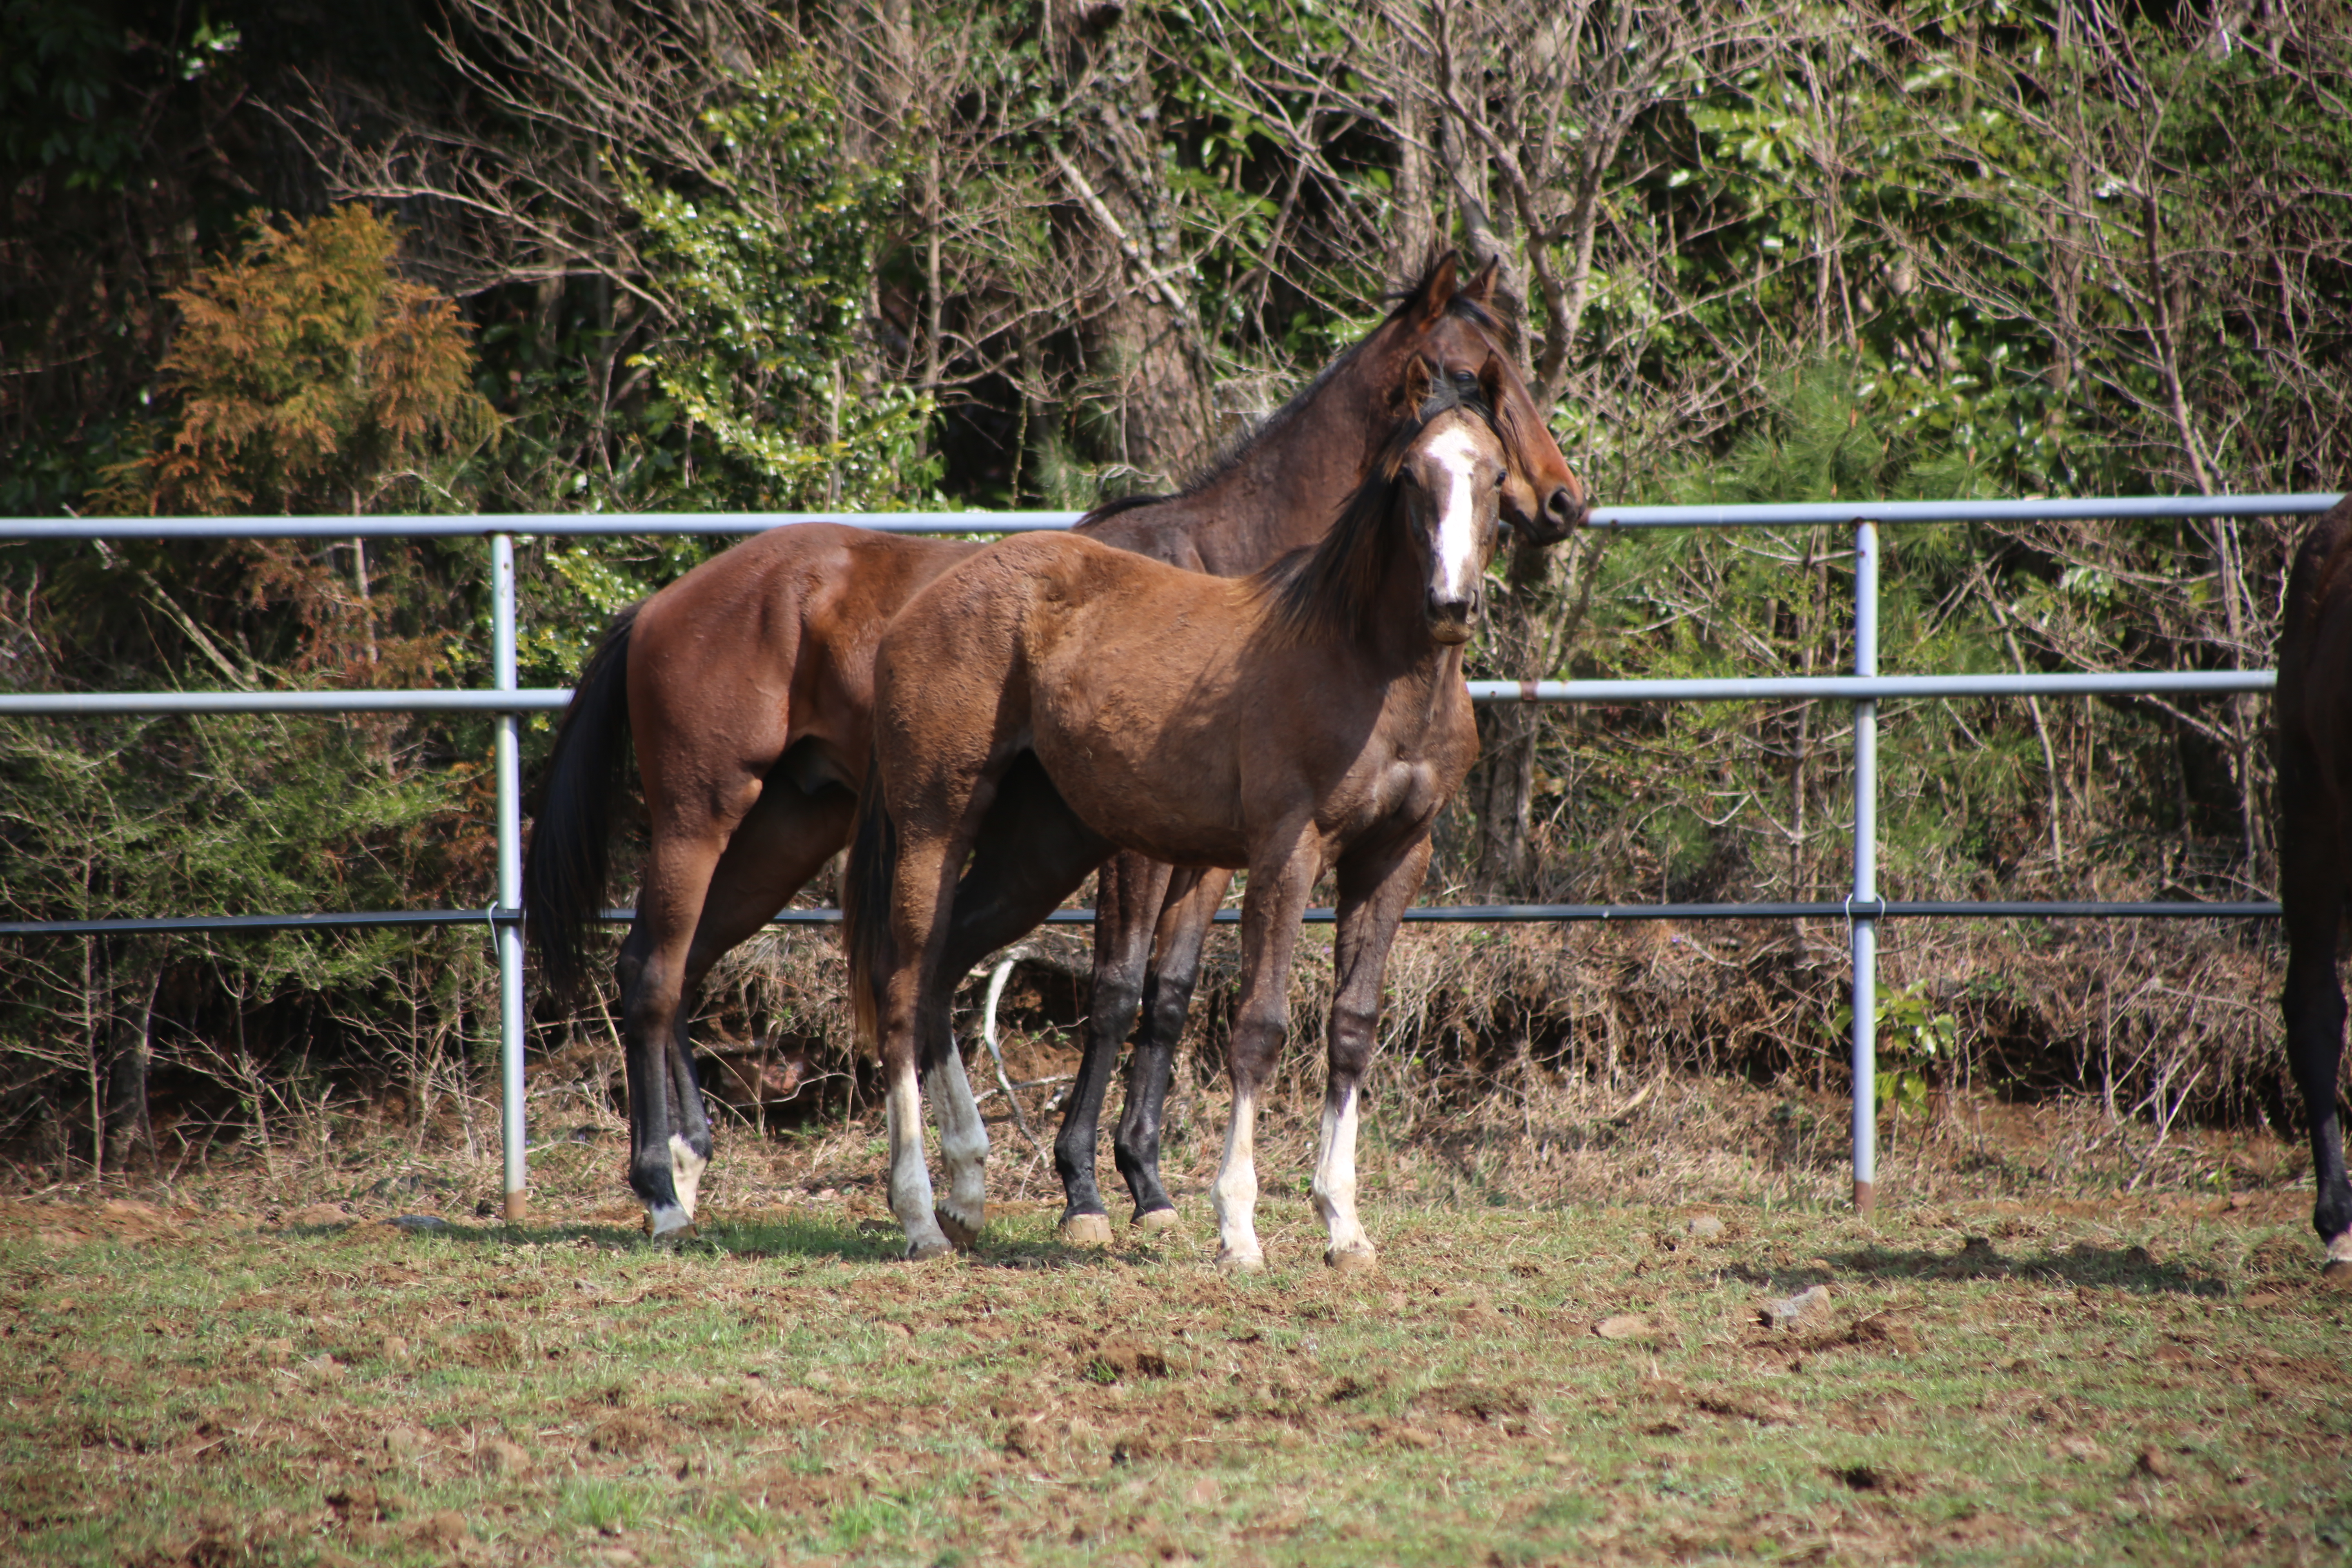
524;254;1585;1238
842;356;1507;1267
2273;493;2352;1275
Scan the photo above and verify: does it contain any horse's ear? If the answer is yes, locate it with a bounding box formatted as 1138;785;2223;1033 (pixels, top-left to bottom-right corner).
1393;353;1437;416
1463;256;1501;310
1409;252;1459;325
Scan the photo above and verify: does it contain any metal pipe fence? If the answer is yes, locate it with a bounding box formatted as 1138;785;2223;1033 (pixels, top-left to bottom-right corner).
2;491;2338;1216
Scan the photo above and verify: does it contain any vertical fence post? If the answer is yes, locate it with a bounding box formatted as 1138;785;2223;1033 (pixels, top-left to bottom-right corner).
492;533;528;1223
1850;519;1880;1214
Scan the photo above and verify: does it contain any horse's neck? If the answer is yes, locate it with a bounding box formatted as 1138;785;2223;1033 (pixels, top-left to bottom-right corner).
1185;354;1389;574
1364;509;1464;693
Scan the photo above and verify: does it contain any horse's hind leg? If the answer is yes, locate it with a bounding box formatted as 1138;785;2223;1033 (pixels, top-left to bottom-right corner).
1056;852;1174;1243
659;779;860;1223
873;754;1036;1260
1115;867;1234;1231
2280;811;2352;1272
934;754;1115;1247
618;827;732;1236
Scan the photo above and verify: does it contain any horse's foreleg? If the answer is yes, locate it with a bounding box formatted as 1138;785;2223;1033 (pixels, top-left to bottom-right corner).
884;1043;951;1260
1058;853;1172;1243
1215;834;1320;1273
1116;867;1234;1231
2281;837;2352;1272
1316;835;1434;1270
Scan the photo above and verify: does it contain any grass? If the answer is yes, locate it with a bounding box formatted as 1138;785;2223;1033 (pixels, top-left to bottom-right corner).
3;1094;2350;1568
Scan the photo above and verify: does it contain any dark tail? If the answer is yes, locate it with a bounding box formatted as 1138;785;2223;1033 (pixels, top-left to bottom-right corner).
523;604;639;1000
839;752;900;1056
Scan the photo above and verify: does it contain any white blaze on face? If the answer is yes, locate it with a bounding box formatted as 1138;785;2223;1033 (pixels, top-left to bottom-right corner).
1422;419;1490;609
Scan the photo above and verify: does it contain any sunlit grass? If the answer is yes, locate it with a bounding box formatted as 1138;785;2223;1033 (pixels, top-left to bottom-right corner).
2;1153;2347;1567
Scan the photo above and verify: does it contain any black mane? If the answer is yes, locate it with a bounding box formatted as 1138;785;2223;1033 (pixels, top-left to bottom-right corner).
1069;252;1505;531
1173;253;1505;497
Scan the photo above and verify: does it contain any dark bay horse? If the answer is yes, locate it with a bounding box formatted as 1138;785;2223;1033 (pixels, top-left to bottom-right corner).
2274;493;2352;1275
843;356;1507;1267
526;254;1586;1238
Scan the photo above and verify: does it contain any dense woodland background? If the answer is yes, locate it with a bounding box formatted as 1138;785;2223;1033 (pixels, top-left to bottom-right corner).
2;0;2348;1177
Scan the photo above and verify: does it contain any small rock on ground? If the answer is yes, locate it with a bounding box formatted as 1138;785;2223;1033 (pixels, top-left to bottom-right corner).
1760;1283;1833;1329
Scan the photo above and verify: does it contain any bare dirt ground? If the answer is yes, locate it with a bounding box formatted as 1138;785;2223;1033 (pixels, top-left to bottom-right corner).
2;1071;2349;1568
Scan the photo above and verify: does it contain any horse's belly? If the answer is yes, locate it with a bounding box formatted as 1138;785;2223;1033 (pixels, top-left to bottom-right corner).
1020;592;1250;863
1029;697;1245;867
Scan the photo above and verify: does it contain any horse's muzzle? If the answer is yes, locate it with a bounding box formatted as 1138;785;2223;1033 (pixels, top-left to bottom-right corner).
1426;595;1476;644
1548;481;1591;533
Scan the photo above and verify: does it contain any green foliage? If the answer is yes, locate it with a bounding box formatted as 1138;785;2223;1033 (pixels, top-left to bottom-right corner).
1833;982;1959;1118
0;0;146;190
1540;361;2040;909
2;0;2343;1160
611;57;936;513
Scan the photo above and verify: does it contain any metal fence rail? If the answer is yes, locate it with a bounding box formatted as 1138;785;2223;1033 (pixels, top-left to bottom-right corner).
2;490;2339;1218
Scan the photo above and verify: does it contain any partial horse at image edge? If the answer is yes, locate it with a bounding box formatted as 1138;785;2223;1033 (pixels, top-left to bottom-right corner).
2272;492;2352;1274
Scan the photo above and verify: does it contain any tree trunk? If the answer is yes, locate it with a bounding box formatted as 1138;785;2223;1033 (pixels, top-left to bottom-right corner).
103;941;164;1173
1394;85;1434;282
1050;5;1212;485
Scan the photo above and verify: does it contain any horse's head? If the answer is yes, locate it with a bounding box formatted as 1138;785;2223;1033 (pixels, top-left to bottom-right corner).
1393;352;1508;646
1379;253;1589;545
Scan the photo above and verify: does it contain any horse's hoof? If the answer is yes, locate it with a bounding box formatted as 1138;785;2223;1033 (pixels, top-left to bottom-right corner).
906;1236;953;1263
1132;1207;1179;1235
2320;1257;2352;1286
1326;1244;1377;1272
646;1205;695;1239
1216;1247;1264;1275
1059;1212;1114;1247
936;1209;982;1251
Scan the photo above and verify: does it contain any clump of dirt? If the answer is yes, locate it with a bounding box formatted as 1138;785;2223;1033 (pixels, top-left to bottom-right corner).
1079;1336;1170;1383
586;1412;670;1456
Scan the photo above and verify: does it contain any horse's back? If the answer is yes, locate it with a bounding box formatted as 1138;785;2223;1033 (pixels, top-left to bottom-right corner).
1071;496;1212;574
886;531;1230;686
627;523;980;795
